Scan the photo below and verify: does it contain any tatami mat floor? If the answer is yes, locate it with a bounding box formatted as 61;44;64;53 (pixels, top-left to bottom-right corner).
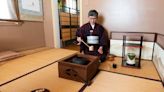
0;46;163;92
64;44;161;81
0;49;78;86
84;71;163;92
0;63;84;92
1;62;163;92
99;57;160;81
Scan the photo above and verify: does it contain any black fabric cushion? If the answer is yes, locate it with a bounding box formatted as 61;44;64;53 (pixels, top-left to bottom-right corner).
71;57;89;65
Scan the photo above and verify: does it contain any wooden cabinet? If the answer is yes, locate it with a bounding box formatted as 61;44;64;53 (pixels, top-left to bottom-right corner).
71;28;77;39
61;28;78;41
58;54;99;83
61;29;71;41
59;12;79;46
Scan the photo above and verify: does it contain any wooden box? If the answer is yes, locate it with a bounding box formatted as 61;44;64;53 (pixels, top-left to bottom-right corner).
58;54;99;83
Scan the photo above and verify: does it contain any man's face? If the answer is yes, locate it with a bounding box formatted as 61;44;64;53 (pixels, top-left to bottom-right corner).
88;16;97;25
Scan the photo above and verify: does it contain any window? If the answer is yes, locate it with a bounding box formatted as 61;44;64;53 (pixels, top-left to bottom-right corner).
0;0;18;20
65;0;77;13
60;0;77;14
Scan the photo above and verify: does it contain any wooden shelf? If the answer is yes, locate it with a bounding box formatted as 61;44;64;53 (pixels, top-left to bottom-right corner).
122;35;143;69
124;43;142;48
59;11;79;43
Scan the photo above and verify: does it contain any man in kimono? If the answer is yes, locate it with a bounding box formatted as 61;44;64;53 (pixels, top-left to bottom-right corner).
76;10;109;62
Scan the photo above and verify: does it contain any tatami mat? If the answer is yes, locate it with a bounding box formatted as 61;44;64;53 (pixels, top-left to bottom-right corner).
0;47;163;92
0;63;84;92
99;57;161;81
64;44;160;81
84;71;164;92
0;49;78;86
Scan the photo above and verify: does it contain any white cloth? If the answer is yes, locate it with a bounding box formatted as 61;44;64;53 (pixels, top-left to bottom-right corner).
91;24;95;29
87;36;99;44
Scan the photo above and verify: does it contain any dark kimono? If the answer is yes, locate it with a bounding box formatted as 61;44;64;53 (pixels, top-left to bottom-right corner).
76;23;109;62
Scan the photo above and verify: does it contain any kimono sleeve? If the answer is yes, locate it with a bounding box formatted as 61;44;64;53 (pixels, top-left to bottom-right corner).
99;26;108;46
76;27;85;52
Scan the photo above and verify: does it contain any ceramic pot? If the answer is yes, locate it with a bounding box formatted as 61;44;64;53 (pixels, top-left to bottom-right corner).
126;53;136;65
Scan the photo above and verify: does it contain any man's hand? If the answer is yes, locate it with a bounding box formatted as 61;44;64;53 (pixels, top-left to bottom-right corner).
98;46;103;54
81;51;84;54
77;37;82;45
77;37;82;42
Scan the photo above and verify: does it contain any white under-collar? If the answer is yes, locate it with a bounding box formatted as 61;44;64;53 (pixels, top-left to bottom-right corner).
91;24;95;29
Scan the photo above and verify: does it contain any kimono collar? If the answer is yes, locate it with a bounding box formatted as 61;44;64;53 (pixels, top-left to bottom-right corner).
88;22;97;30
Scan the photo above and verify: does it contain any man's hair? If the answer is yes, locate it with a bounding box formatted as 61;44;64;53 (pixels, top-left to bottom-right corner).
88;10;98;17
